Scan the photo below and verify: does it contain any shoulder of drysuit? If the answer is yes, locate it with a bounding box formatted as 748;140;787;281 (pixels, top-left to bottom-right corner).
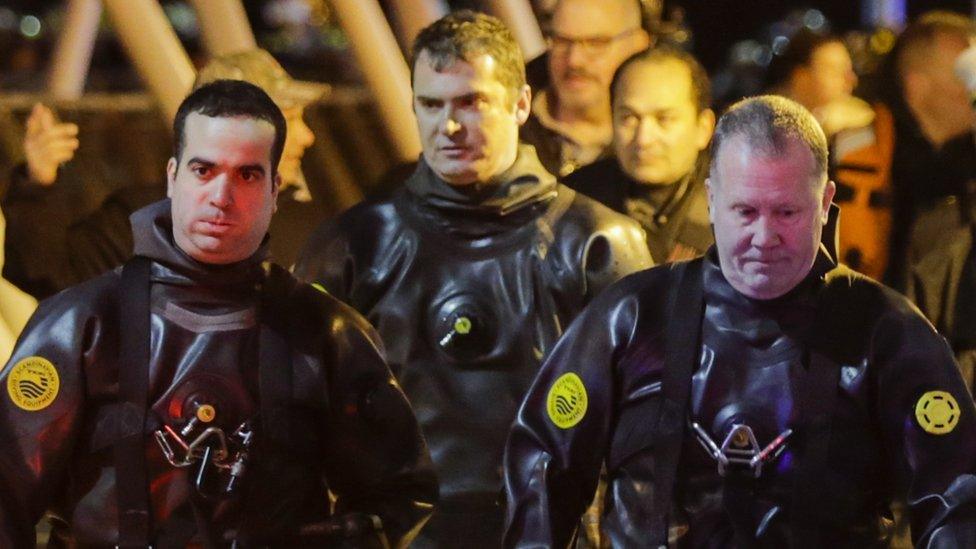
300;190;406;265
260;263;383;355
26;267;123;327
814;263;943;361
822;263;926;321
551;183;646;244
574;259;690;323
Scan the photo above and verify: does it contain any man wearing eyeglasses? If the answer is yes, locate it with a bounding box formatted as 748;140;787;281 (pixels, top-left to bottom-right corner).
521;0;649;177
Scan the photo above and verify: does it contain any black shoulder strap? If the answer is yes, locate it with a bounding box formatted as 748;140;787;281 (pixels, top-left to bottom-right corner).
234;265;302;544
790;272;844;545
650;259;705;544
258;265;294;447
115;256;154;548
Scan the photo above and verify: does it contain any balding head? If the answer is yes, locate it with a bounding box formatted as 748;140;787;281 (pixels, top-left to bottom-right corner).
710;95;828;187
547;0;649;119
552;0;643;30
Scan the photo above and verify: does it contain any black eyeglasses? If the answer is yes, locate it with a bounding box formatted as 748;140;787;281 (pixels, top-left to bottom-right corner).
547;28;640;56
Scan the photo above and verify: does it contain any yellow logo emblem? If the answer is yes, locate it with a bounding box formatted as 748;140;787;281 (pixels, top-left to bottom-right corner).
915;390;960;435
547;373;588;429
6;356;60;411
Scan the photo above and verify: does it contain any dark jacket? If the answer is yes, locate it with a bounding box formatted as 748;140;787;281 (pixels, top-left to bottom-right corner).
907;195;976;392
0;199;437;547
830;93;976;289
519;107;613;178
506;248;976;548
295;146;652;547
564;157;713;263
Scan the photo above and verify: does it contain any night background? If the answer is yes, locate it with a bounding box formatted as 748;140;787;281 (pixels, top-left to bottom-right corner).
0;0;973;94
0;0;972;210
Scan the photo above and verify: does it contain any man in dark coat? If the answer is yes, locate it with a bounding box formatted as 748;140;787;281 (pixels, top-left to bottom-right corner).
564;45;715;263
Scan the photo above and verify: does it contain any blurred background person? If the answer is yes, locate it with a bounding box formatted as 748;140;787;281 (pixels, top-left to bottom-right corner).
765;28;873;137
832;10;976;287
906;41;976;394
565;45;715;263
520;0;649;177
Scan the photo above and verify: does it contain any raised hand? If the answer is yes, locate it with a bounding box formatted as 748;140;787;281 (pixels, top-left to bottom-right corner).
24;103;79;186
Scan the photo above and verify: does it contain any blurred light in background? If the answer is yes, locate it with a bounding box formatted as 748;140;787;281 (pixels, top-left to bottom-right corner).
803;9;827;30
163;2;199;37
19;15;41;38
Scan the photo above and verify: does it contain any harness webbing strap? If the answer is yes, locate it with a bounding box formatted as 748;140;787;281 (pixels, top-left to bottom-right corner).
115;256;153;548
650;259;705;544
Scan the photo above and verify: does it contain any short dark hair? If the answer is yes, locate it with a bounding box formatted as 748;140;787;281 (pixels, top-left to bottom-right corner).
764;29;845;90
710;95;828;184
172;79;287;176
895;10;976;81
610;45;711;113
411;10;526;101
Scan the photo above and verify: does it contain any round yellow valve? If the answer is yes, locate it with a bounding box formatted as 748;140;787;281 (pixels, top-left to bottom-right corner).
196;404;217;423
454;317;472;335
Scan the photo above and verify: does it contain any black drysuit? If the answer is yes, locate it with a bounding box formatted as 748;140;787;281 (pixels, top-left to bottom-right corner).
0;199;437;547
505;248;976;548
295;146;653;547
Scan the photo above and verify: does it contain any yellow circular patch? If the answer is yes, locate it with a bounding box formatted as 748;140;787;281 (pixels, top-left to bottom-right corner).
547;373;588;429
6;356;60;411
915;390;960;435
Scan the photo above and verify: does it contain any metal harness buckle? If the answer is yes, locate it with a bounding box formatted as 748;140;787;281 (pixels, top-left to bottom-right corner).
153;415;254;499
691;419;792;478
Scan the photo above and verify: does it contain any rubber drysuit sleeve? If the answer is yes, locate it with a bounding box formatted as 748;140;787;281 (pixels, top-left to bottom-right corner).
503;277;647;549
871;304;976;546
0;281;106;548
305;287;439;547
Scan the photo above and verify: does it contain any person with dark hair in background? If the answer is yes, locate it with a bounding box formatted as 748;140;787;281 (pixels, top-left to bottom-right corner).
765;29;872;138
832;11;976;286
565;45;715;263
505;95;976;548
520;0;650;177
295;11;651;548
0;80;437;548
3;49;326;299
